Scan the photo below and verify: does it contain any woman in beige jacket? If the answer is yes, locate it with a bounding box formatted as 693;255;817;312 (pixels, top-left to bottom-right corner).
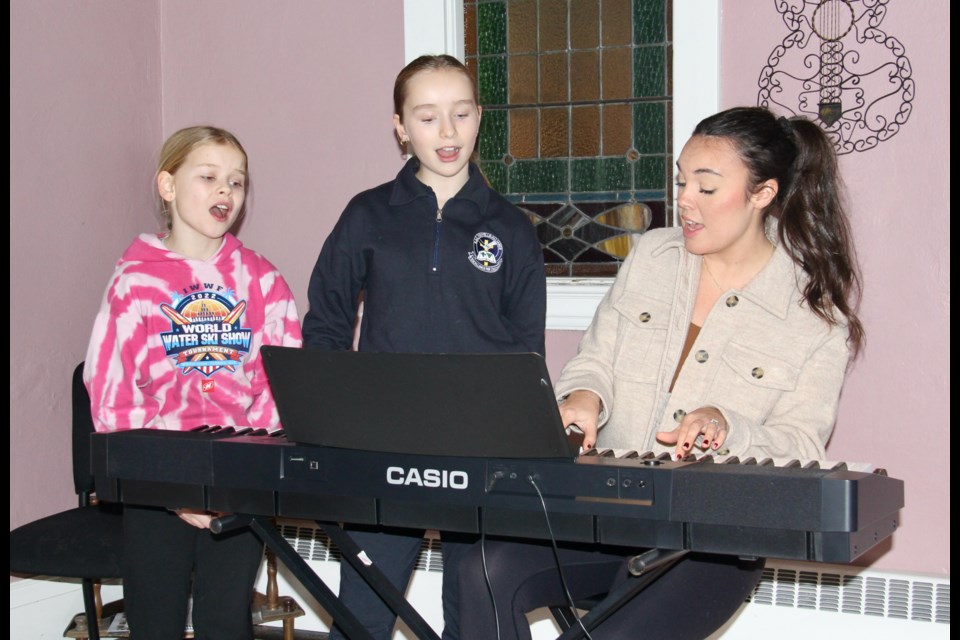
458;106;865;640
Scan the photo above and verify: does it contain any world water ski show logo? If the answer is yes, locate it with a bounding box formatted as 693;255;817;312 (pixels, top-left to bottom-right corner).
159;290;252;377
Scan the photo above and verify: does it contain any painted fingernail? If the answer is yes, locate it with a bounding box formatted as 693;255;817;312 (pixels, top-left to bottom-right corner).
683;442;691;450
702;440;710;448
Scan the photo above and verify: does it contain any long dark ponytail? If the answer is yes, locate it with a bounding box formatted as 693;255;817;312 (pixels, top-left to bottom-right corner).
693;107;864;357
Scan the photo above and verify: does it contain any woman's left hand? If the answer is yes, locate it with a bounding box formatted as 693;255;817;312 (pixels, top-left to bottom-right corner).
655;407;728;460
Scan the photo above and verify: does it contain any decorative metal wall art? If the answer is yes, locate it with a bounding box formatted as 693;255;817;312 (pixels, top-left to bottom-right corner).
758;0;914;154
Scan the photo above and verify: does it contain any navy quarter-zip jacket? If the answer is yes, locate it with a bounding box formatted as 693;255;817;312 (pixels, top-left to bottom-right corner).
303;159;547;356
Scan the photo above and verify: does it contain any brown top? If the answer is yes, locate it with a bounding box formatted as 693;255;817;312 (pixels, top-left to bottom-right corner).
669;323;701;393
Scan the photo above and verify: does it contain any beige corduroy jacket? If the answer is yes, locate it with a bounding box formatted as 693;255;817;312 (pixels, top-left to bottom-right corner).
554;224;851;461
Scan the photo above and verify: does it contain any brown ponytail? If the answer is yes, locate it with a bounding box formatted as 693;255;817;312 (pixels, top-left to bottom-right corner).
693;107;864;357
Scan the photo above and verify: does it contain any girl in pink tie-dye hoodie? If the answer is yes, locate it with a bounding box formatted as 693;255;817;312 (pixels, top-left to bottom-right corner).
83;126;301;639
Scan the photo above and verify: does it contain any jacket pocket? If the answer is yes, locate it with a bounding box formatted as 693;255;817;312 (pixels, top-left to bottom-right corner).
721;342;800;391
611;296;671;383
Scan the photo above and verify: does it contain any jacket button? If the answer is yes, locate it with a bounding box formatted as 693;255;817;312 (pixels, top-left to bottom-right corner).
725;295;739;307
695;350;709;363
673;409;686;422
639;312;651;323
752;367;764;379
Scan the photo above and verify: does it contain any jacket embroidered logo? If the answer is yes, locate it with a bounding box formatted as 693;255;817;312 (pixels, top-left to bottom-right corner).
468;232;504;273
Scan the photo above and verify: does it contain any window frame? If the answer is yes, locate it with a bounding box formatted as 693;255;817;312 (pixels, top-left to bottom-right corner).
403;0;719;330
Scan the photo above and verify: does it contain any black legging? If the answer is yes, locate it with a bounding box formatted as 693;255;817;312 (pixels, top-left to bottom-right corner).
122;505;264;640
458;538;764;640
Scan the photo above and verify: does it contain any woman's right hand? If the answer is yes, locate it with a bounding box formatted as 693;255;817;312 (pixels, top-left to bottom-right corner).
558;390;602;451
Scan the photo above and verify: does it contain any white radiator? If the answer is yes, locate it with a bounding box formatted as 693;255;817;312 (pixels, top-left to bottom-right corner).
10;521;951;639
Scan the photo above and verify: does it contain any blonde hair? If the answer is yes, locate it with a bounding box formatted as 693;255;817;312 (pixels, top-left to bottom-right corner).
155;126;249;230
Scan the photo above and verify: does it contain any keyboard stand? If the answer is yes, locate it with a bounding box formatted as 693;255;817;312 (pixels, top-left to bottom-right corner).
212;514;440;640
222;512;686;640
555;548;688;640
319;522;441;640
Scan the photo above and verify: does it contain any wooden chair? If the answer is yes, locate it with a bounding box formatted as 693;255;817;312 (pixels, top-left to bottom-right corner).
250;549;306;640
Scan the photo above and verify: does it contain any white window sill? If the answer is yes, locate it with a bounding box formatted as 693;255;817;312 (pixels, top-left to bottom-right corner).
546;277;612;331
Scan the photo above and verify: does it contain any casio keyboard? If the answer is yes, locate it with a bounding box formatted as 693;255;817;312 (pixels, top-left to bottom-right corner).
91;427;903;639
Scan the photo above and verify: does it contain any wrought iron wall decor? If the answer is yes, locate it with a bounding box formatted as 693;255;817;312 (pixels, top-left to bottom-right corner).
758;0;914;154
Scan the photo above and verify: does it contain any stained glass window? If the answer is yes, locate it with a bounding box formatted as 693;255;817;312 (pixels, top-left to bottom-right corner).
464;0;673;276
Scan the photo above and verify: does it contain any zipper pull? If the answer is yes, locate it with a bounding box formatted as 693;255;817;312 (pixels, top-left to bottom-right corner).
436;208;443;222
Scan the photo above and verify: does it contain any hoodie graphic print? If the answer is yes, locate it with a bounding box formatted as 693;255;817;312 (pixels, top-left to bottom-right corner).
84;233;302;432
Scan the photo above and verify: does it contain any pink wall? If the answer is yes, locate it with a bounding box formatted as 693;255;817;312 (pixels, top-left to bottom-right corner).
10;0;948;579
155;1;406;316
10;0;161;530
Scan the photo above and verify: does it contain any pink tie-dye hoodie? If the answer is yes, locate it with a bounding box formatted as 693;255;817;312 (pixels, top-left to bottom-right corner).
84;232;303;432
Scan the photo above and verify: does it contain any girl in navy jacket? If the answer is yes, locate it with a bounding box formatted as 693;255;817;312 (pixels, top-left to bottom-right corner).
302;54;547;640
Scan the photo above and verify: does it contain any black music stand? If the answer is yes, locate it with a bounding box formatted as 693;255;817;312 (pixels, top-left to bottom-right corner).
261;347;578;460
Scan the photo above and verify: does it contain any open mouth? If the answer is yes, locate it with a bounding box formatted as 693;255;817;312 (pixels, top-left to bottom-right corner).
210;203;231;222
436;146;461;161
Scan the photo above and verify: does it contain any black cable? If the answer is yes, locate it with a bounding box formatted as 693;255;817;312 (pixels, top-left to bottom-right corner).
528;476;594;640
480;528;502;640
